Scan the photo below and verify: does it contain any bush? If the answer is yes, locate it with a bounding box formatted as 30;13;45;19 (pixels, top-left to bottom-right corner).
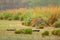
20;16;24;21
24;28;32;34
0;12;22;20
15;28;32;34
15;29;24;34
8;16;13;20
52;30;58;35
0;12;13;20
0;13;4;20
53;20;60;28
36;22;45;29
52;29;60;36
42;31;49;36
13;13;20;20
3;12;12;20
22;20;31;26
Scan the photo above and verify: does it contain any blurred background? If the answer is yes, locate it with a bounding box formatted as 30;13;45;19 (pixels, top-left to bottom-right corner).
0;0;60;10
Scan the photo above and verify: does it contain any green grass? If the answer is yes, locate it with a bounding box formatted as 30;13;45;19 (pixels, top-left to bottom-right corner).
0;20;60;40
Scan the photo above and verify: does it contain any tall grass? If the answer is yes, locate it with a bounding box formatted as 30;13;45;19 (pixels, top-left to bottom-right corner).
0;6;60;27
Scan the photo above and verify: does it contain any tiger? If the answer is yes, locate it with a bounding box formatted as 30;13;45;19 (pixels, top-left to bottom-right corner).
29;17;44;27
